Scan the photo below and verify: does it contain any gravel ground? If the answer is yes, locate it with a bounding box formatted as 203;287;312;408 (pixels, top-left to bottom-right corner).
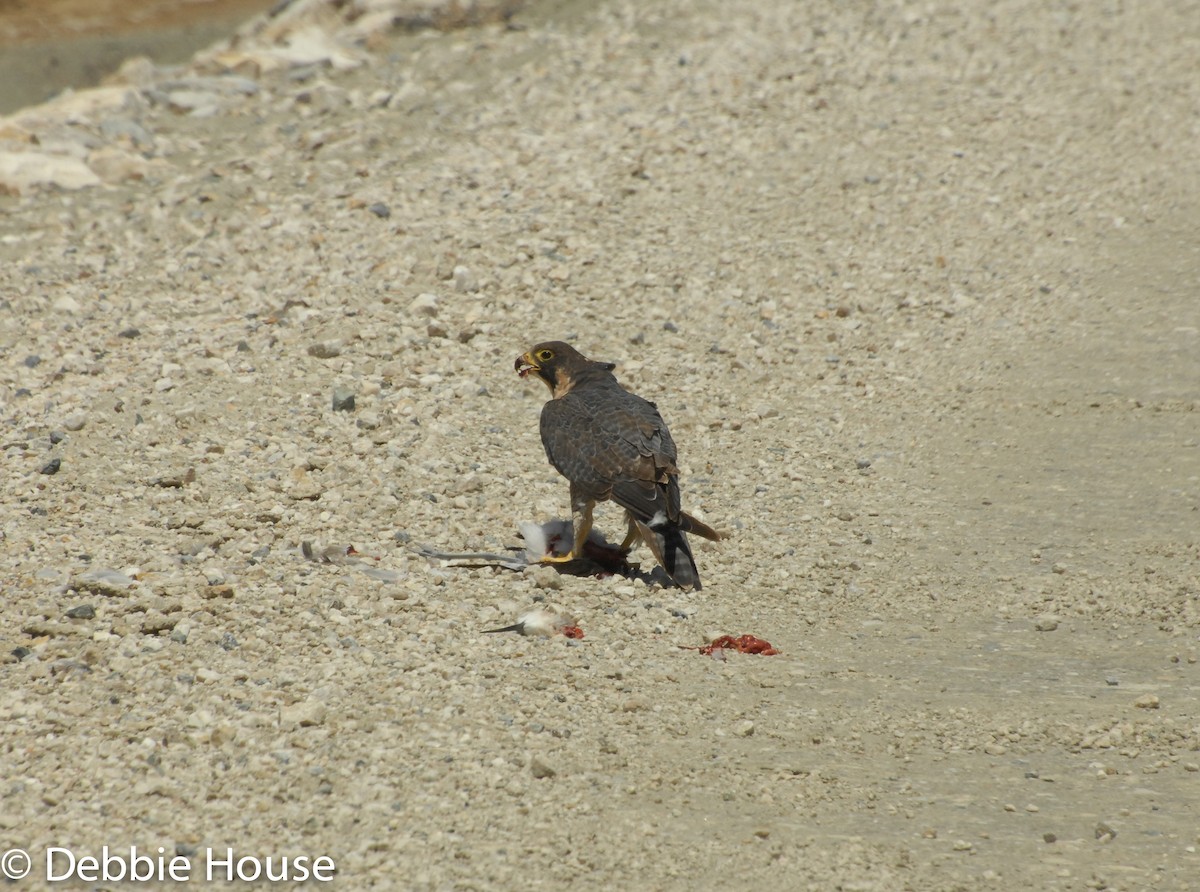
2;0;1198;889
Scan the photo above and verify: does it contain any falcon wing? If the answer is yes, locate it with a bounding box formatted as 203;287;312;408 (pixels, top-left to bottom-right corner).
539;391;615;502
541;382;682;524
605;402;682;526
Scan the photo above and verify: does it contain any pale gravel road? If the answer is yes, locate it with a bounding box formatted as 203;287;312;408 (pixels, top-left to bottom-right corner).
2;0;1199;889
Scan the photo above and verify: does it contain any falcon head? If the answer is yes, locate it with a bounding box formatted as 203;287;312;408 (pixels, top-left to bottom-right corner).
515;341;614;394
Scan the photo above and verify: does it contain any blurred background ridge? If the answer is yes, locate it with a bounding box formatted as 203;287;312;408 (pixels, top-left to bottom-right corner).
0;0;277;114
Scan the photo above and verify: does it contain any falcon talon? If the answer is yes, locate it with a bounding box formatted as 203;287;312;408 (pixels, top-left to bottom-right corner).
515;340;721;591
538;553;578;565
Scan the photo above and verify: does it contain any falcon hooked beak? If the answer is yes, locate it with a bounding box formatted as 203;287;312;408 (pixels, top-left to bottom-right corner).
514;350;543;380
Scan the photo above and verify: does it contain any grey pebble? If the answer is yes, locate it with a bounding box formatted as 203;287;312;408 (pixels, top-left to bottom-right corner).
142;612;178;634
40;458;61;475
368;203;391;219
149;468;194;488
74;567;135;593
163;89;223;116
100;118;155;148
49;430;66;445
218;632;239;651
331;387;356;412
308;341;343;359
66;604;96;620
23;354;40;368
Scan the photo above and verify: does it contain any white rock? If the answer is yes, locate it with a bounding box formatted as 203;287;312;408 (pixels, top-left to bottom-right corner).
9;86;139;127
341;10;401;43
453;265;479;292
281;700;327;728
87;147;164;184
0;151;101;193
104;56;161;89
409;293;439;317
269;25;364;71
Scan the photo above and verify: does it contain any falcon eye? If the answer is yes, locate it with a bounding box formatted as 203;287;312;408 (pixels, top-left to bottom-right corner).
537;350;555;361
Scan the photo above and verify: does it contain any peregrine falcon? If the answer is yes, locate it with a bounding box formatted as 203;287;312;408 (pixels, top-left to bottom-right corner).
515;341;720;590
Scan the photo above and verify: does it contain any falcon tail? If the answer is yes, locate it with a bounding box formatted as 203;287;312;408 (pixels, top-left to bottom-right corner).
632;517;702;591
679;511;722;542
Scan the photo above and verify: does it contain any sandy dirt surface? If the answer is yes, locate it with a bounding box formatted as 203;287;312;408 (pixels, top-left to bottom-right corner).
2;0;1198;889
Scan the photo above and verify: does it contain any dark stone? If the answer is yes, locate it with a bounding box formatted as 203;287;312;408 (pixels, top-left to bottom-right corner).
331;387;356;412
